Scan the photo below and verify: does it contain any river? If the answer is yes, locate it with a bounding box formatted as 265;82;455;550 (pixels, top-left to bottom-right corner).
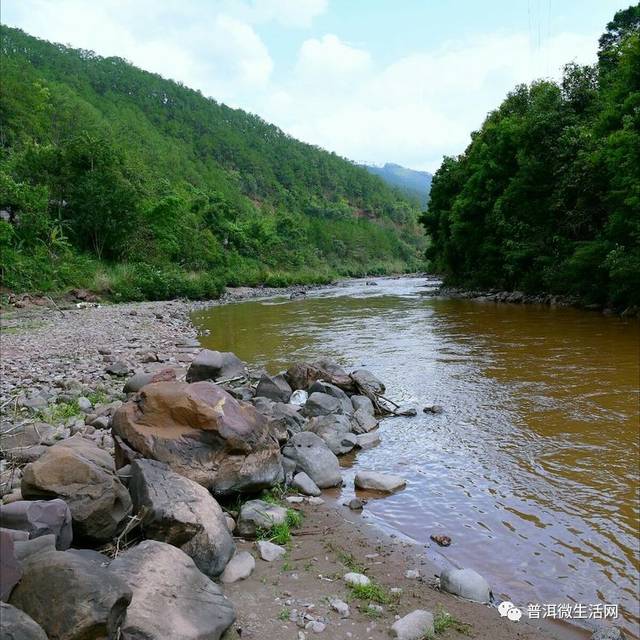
191;276;640;637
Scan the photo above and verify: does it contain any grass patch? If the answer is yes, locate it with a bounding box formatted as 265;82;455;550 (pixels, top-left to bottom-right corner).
348;581;390;605
37;400;80;423
430;606;472;637
277;607;291;621
86;390;108;405
256;506;304;546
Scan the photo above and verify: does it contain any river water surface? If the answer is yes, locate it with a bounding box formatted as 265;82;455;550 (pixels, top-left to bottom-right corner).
192;277;640;636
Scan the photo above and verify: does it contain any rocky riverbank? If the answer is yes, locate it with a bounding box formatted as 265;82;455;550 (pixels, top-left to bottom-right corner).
0;293;622;640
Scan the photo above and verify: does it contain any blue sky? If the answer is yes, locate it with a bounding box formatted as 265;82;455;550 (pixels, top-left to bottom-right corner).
2;1;631;171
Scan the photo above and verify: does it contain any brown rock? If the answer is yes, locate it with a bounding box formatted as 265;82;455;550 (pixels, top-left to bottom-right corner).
112;381;283;496
21;435;132;544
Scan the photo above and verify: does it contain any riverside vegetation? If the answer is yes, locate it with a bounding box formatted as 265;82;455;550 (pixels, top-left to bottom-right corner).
422;5;640;310
0;26;425;301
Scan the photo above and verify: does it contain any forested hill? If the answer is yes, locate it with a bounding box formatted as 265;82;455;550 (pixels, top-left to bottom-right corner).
0;27;425;300
363;163;432;207
422;4;640;310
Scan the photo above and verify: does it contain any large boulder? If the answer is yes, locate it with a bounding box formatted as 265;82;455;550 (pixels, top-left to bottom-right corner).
391;610;434;640
110;540;235;640
255;373;292;403
21;435;132;544
440;568;491;603
0;602;48;640
186;350;245;383
351;395;375;415
0;422;57;452
9;549;132;639
352;408;379;434
302;392;344;418
123;368;177;393
236;499;287;538
129;458;235;577
0;530;22;601
112;381;283;496
282;432;341;488
0;499;73;549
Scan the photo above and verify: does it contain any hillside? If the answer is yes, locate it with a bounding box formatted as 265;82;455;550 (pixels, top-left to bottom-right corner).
363;163;432;207
422;4;640;309
0;26;425;300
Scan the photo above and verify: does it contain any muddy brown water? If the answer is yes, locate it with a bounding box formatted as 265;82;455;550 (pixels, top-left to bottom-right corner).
192;277;640;637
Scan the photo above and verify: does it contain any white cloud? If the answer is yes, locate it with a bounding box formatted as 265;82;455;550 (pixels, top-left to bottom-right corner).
296;34;371;78
244;0;328;28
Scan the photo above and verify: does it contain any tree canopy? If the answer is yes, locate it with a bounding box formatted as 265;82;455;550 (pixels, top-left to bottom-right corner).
422;4;640;309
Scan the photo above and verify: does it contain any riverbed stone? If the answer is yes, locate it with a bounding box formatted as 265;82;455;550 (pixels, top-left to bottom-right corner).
292;471;321;497
21;435;132;543
9;549;132;639
129;458;235;576
256;540;286;562
343;572;370;587
123;368;177;393
290;389;308;405
282;432;342;488
351;394;375;415
220;551;255;583
285;362;353;392
0;498;73;549
440;568;491;603
351;369;385;395
0;602;48;640
186;349;246;383
237;499;288;537
391;610;434;640
0;530;22;601
0;423;57;452
355;471;407;493
13;534;57;562
352;408;379;434
110;540;235;640
302;392;343;417
112;381;283;496
356;431;381;449
106;360;130;376
255;373;293;403
308;381;353;413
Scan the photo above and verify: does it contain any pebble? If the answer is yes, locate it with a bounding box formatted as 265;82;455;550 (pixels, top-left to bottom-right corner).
404;569;420;579
330;599;350;618
307;497;324;505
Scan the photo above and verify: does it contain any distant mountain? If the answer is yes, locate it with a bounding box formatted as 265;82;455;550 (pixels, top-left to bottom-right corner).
363;163;432;207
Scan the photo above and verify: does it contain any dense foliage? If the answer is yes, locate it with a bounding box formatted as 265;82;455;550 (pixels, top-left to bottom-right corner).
422;5;640;309
0;27;425;300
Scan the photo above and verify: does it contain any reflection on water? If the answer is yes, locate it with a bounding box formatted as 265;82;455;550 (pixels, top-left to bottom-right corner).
192;277;640;636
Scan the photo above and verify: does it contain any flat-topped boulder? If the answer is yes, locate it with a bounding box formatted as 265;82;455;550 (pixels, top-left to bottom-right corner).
112;381;283;496
186;349;246;382
355;470;407;493
0;498;72;550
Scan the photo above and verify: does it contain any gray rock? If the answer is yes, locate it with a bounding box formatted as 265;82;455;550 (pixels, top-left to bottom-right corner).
282;432;342;488
347;498;364;510
352;408;378;434
0;602;48;640
77;396;92;412
255;373;293;403
21;435;132;544
343;572;370;586
396;405;417;417
321;430;358;455
129;459;235;577
351;369;385;395
13;534;57;563
292;471;321;497
0;527;29;542
9;549;132;639
220;551;255;583
110;540;235;640
330;598;350;618
0;423;57;451
307;414;352;438
106;360;130;376
308;381;352;414
0;529;22;601
440;568;491;603
391;610;435;640
186;349;245;382
302;392;343;417
123;371;155;393
256;540;286;561
0;499;73;549
237;499;288;538
351;395;374;415
355;471;407;493
423;405;444;415
66;548;112;569
91;415;111;429
355;432;381;449
308;496;324;505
